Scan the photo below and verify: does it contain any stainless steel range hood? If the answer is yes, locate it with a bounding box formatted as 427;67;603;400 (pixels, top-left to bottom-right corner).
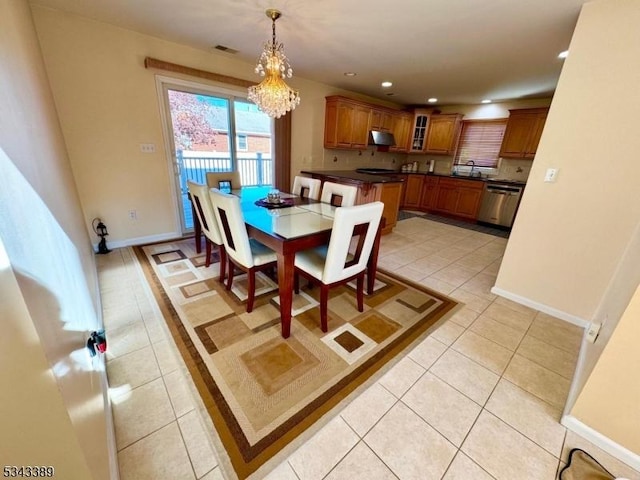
368;130;396;147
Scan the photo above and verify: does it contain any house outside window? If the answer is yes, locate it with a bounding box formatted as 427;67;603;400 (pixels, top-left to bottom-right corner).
236;134;248;151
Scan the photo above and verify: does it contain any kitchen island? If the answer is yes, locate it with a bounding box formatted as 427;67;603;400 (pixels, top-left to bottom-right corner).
300;170;403;234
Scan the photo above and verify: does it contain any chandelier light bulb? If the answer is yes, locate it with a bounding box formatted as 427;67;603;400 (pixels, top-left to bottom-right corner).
247;9;300;118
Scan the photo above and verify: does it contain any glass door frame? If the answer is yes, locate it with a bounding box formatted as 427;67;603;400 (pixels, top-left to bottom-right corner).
155;75;256;235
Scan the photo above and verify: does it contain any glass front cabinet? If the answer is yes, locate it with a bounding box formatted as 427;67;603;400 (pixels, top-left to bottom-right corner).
409;110;430;153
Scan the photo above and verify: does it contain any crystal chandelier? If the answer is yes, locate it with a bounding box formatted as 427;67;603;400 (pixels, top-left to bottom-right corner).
247;9;300;118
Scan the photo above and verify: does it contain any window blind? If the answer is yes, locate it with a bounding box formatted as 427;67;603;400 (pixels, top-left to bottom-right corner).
454;119;507;168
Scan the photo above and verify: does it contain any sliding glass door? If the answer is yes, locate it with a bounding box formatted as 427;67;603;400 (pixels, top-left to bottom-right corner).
159;81;273;232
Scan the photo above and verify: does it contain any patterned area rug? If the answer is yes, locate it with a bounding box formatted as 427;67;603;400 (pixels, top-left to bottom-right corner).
133;238;458;479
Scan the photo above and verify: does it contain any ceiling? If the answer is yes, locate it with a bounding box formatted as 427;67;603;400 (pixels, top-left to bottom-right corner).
30;0;590;106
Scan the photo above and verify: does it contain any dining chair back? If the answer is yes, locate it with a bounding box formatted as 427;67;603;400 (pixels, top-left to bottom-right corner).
294;201;384;331
206;171;241;191
187;181;226;279
320;181;357;207
209;188;277;312
292;175;321;200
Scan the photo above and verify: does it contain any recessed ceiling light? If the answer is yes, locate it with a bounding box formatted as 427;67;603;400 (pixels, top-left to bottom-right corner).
558;50;569;59
481;99;492;104
344;72;357;77
428;98;438;103
381;81;393;88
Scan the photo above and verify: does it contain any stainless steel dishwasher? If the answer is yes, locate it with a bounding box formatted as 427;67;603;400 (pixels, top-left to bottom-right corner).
477;182;524;228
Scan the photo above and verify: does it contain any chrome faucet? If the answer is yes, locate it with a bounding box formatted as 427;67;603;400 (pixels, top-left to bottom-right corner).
466;160;477;177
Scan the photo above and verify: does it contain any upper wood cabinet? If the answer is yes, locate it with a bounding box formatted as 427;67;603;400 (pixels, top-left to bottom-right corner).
408;110;430;153
425;114;463;155
390;112;412;152
324;96;412;152
324;97;371;149
408;111;463;155
370;109;394;132
499;107;549;159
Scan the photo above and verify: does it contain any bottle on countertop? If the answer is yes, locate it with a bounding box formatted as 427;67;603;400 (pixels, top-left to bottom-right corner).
413;161;418;172
428;159;435;173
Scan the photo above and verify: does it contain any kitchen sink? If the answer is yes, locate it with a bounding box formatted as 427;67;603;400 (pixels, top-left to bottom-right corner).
355;168;397;174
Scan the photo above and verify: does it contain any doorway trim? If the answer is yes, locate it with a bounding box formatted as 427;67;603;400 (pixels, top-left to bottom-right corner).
155;75;250;235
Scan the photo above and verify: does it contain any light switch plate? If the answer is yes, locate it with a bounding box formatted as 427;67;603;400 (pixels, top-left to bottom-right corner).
544;168;559;182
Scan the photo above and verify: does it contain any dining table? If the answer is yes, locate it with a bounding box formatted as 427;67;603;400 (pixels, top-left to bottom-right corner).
193;186;383;339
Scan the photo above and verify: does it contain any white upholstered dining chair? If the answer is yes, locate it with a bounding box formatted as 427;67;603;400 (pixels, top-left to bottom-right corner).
292;175;321;200
209;188;277;313
294;201;384;332
320;181;357;207
187;181;226;281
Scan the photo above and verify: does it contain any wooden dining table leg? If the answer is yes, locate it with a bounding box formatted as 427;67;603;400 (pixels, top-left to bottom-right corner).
276;251;295;338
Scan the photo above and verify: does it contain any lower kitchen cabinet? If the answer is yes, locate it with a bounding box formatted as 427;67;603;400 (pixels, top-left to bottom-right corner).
432;178;484;219
398;175;485;221
434;179;459;214
354;182;402;234
455;183;484;219
402;174;424;208
420;176;439;209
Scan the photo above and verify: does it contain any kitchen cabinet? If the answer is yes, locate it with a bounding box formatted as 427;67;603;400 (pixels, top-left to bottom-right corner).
390;113;412;152
425;114;463;155
456;182;484;218
303;170;403;234
408;110;430;153
324;97;370;149
432;177;484;219
434;178;459;213
499;107;549;158
402;174;424;208
370;109;394;132
420;176;439;209
324;96;412;152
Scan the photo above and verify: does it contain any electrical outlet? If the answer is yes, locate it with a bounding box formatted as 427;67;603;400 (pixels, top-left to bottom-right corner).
128;210;137;221
140;143;155;153
544;168;559;182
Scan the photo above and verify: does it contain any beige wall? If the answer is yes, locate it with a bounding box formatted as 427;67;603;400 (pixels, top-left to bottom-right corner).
495;0;640;459
572;282;640;454
0;238;92;478
495;0;640;322
32;6;555;245
32;6;392;245
0;1;114;477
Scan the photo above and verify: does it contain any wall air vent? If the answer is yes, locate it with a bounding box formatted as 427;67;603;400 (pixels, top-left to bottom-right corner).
213;45;238;54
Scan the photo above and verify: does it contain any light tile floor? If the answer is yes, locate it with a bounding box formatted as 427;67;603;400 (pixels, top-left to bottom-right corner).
98;215;640;480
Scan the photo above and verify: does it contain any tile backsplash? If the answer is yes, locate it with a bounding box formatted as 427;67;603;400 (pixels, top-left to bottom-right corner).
319;149;533;183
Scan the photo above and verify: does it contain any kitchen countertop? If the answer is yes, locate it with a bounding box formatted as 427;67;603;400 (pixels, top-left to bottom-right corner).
301;170;404;185
302;169;526;187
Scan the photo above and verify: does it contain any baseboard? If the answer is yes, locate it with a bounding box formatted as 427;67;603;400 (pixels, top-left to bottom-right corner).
490;286;589;328
93;231;181;251
561;414;640;472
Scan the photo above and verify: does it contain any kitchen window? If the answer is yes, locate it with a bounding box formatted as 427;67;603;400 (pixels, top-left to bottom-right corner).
454;119;507;168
